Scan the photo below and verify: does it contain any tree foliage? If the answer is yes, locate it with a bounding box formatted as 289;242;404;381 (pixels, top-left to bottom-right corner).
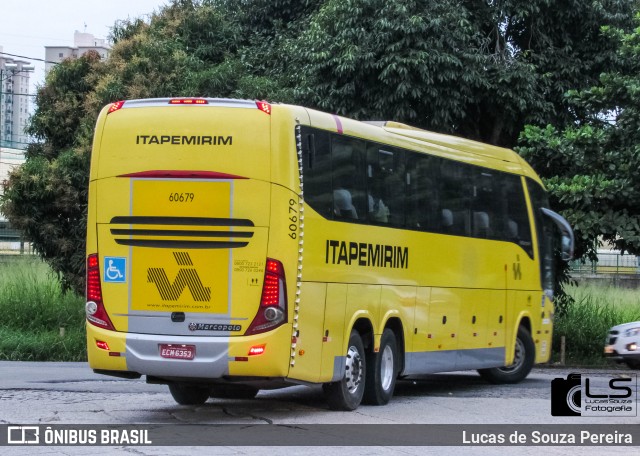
296;0;635;146
294;0;484;127
518;13;640;262
2;52;104;292
1;0;638;295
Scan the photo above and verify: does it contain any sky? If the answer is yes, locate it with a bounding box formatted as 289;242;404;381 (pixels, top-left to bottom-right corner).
0;0;169;94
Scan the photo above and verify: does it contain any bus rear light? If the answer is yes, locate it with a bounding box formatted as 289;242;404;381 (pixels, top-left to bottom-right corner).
96;340;110;351
256;101;271;115
86;254;102;303
264;307;283;322
169;98;208;105
248;345;266;356
245;258;287;335
260;259;285;308
86;254;116;331
107;101;125;114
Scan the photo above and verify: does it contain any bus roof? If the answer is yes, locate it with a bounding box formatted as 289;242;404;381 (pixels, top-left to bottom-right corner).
377;121;518;164
301;107;542;183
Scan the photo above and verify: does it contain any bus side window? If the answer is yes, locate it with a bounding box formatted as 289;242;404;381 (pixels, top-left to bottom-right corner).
367;144;405;226
527;179;554;289
503;175;533;257
470;169;496;239
484;173;534;256
331;136;366;221
301;128;333;219
440;160;471;236
406;152;439;232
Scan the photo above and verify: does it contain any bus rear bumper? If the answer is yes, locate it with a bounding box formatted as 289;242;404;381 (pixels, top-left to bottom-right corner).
126;332;231;379
87;324;292;381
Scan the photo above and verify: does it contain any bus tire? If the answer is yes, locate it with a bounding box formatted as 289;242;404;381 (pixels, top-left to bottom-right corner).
363;328;398;405
323;330;366;411
478;326;535;384
168;383;211;405
210;384;259;399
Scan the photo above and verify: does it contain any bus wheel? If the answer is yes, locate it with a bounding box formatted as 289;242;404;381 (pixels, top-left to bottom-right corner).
168;383;211;405
323;330;366;411
210;384;259;399
363;328;398;405
478;326;535;384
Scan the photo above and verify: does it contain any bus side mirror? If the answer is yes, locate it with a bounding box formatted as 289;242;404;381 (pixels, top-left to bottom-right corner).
540;208;574;261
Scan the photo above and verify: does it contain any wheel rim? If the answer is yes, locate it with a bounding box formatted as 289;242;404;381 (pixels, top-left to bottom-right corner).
498;337;524;373
380;345;394;391
345;345;363;393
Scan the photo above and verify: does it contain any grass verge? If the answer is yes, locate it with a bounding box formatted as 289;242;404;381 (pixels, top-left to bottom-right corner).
552;283;640;366
0;256;86;361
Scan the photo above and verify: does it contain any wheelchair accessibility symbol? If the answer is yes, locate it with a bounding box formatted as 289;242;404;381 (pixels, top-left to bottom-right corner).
104;257;126;283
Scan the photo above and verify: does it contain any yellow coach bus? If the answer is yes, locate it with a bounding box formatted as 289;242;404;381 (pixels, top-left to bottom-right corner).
85;98;573;410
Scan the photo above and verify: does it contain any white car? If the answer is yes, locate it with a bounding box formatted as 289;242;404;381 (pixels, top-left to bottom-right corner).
604;321;640;369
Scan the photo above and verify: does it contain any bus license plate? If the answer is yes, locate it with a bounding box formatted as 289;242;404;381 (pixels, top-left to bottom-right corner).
159;344;195;360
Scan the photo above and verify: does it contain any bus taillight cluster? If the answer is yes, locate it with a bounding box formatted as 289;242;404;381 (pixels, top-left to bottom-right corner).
245;258;287;335
85;254;115;331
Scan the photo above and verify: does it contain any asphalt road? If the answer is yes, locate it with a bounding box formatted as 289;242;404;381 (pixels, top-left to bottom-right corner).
0;362;637;455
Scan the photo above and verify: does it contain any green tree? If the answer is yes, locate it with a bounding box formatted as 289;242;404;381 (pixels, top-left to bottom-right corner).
295;0;635;147
461;0;635;146
295;0;485;128
1;52;105;293
2;0;637;295
518;13;640;263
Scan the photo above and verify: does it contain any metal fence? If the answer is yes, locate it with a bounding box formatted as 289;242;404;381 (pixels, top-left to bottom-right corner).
0;221;33;255
0;242;33;255
570;251;640;275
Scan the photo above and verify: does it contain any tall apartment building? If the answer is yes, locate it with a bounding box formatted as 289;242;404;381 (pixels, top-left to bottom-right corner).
45;31;111;74
0;46;34;149
0;145;26;245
